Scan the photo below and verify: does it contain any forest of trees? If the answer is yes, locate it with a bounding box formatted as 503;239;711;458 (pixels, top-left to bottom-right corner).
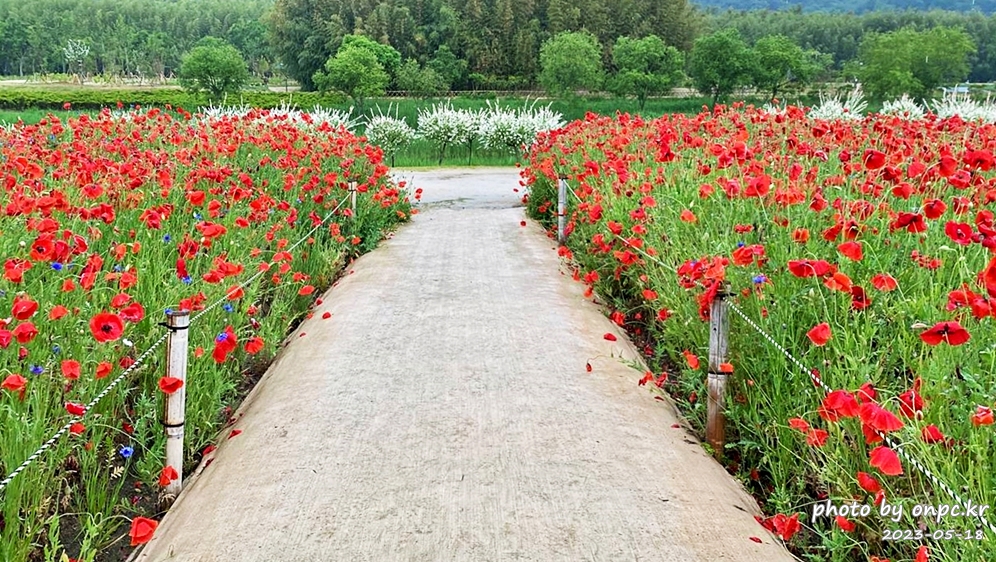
1;0;996;96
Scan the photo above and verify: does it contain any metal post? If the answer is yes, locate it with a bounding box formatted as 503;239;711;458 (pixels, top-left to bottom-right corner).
557;176;567;244
349;181;358;218
706;283;730;461
163;310;190;500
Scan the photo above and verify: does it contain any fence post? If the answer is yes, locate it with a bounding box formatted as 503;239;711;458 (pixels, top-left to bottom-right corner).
349;181;358;218
163;310;190;500
706;282;731;461
557;176;567;244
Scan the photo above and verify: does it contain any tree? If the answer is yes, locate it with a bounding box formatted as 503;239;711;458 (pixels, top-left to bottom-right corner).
339;34;402;80
854;26;975;99
313;45;389;109
538;31;603;99
396;59;448;97
688;29;754;107
608;35;683;109
428;45;468;90
178;37;249;99
750;35;827;100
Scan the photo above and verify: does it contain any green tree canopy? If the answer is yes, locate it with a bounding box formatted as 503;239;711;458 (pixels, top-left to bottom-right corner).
750;35;827;100
340;34;402;78
396;58;449;98
608;35;684;109
853;26;975;99
538;31;604;98
178;37;249;99
313;45;389;108
688;29;755;106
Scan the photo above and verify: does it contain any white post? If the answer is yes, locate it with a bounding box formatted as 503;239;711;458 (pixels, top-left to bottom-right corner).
163;310;190;500
349;181;358;218
557;176;567;244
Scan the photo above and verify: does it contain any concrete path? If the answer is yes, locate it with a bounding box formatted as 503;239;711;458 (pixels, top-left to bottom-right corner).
135;168;795;562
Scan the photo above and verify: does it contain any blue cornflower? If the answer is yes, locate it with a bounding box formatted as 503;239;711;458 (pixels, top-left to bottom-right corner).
753;274;768;284
223;303;234;313
216;332;228;343
52;345;61;355
30;365;43;375
182;276;192;284
165;308;173;315
163;234;172;243
113;264;123;272
119;446;134;459
51;262;63;271
737;241;746;248
193;212;202;220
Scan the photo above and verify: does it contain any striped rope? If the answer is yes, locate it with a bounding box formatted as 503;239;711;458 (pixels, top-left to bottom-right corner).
0;331;170;494
728;300;996;536
190;194;350;323
1;192;353;494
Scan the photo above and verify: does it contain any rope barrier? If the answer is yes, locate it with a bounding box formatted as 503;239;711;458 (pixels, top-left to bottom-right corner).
0;191;354;495
561;176;996;536
727;300;996;536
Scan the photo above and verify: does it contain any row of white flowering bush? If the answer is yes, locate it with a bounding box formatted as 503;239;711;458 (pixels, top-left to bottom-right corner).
763;87;996;123
193;100;564;165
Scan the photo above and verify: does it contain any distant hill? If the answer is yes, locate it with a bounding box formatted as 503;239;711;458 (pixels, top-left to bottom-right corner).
694;0;994;13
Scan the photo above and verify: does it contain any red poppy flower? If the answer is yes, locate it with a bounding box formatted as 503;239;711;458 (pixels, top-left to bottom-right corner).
788;418;810;433
680;209;697;222
984;256;996;298
158;377;184;394
1;374;26;393
863;149;886;170
61;360;80;380
806;428;829;447
837;241;863;261
857;471;882;493
11;295;38;320
919;321;970;346
921;424;946;444
869;446;903;476
922;199;947;219
859;402;904;433
244;336;264;354
806;323;831;346
835;516;855;532
821;390;860;419
89;312;125;343
213;325;238;363
971;405;994;426
944;221;973;245
870;273;898;292
603;333;617;341
159;465;179;487
298;285;315;296
788;259;832;278
65;402;86;416
791;228;810;243
897;378;923;418
915;545;929;562
129;517;158;546
12;322;38;344
682;350;700;370
95;362;112;379
69;422;85;435
49;305;69;320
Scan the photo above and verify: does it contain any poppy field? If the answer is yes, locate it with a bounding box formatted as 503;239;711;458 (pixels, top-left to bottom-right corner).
0;107;411;560
524;105;996;561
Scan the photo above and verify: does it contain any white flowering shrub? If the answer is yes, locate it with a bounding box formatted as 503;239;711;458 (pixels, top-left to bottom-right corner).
930;91;996;124
417;102;479;164
807;86;867;121
196;103;361;131
879;95;926;120
479;99;565;154
364;108;417;165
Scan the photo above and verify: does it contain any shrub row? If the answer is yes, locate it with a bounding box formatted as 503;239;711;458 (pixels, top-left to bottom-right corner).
0;87;347;111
